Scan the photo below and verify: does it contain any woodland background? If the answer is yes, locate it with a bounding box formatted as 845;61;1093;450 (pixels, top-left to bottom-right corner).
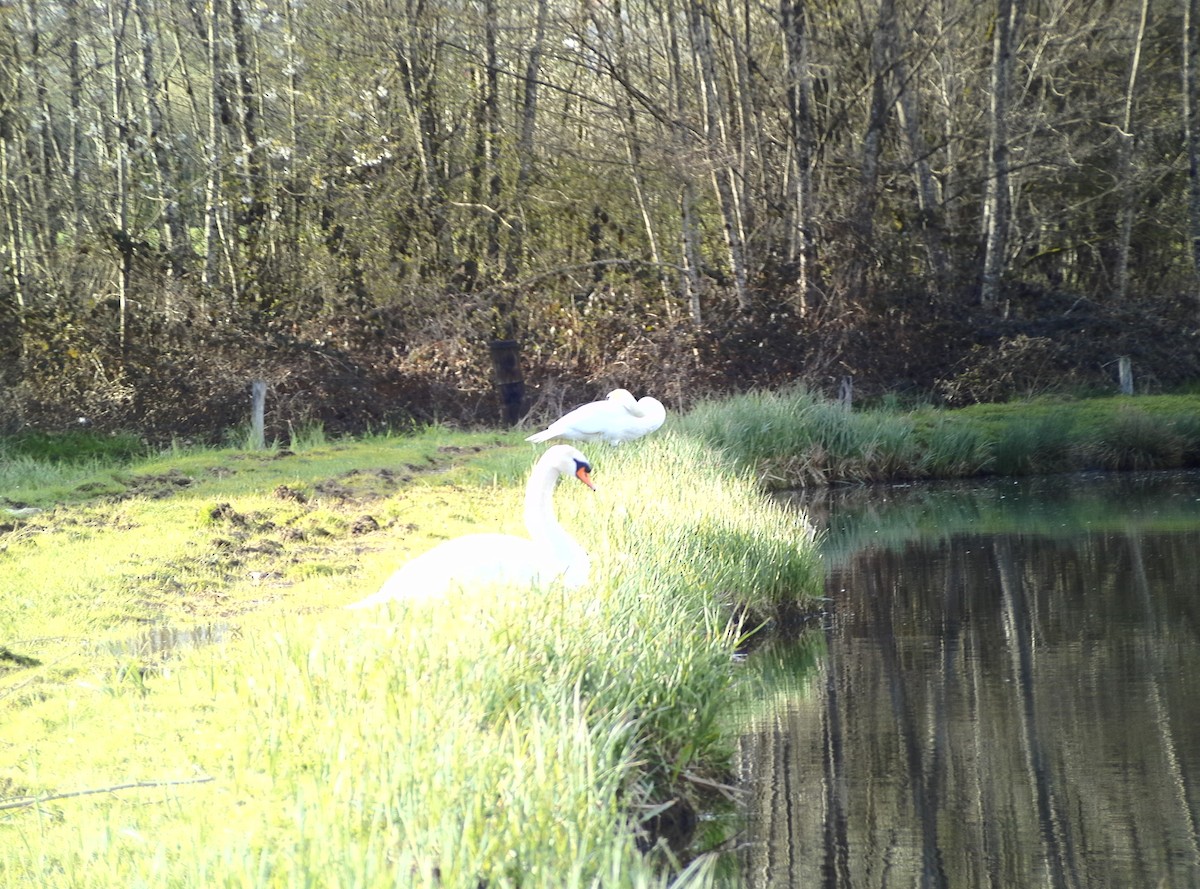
3;0;1200;441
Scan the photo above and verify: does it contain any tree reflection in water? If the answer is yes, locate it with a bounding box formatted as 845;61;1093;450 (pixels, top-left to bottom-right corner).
738;472;1200;889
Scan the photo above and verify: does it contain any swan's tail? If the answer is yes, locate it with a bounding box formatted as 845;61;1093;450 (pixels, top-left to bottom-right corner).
346;556;451;609
345;570;410;609
344;587;394;609
525;428;554;443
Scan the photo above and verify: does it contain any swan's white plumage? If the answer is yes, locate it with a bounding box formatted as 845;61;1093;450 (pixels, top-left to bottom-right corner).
525;389;666;446
346;444;594;608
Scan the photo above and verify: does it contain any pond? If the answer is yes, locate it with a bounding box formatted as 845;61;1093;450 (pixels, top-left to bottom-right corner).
736;471;1200;889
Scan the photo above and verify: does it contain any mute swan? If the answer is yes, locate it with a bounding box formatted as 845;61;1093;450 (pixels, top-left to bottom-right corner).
526;389;666;446
346;444;595;608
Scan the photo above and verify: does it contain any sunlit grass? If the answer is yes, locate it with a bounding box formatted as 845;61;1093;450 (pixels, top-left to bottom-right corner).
0;424;822;886
675;386;921;485
679;388;1200;486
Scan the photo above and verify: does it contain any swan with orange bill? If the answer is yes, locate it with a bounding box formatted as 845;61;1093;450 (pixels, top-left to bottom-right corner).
347;444;596;608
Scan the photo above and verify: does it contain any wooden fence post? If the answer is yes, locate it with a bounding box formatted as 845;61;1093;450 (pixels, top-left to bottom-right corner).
250;380;267;448
488;340;525;425
838;375;854;410
1118;356;1133;395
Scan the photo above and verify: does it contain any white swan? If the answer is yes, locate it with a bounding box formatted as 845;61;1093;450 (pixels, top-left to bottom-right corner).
526;389;666;446
346;444;595;608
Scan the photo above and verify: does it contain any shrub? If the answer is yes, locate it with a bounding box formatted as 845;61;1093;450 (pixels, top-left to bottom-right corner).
988;411;1077;476
1082;407;1185;471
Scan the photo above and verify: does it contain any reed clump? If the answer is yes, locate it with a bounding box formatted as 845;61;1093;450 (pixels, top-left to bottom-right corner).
1081;406;1186;471
678;387;1200;487
677;388;920;486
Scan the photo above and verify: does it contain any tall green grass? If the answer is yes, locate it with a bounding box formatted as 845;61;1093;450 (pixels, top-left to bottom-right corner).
0;430;822;886
0;429;145;463
0;431;145;502
678;387;1200;487
676;387;919;485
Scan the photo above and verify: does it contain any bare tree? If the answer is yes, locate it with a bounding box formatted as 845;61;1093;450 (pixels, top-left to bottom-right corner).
980;0;1024;307
0;11;23;376
504;0;549;283
891;5;951;292
687;0;749;311
605;0;673;309
846;0;898;300
134;0;188;289
1186;0;1200;314
1113;0;1152;302
663;0;706;323
780;0;818;312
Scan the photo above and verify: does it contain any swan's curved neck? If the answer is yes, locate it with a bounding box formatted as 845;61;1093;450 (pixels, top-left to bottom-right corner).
523;453;589;587
524;461;574;555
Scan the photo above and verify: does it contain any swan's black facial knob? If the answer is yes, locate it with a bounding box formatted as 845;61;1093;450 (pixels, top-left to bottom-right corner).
573;459;596;490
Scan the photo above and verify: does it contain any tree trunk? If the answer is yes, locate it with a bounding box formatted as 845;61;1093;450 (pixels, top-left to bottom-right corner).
847;0;896;300
890;11;951;292
392;3;455;274
1113;0;1150;302
0;11;24;377
980;0;1023;307
65;0;85;250
1184;0;1200;315
664;0;705;322
687;0;749;312
471;0;502;275
609;0;672;311
228;0;271;312
106;0;133;353
134;0;189;289
186;0;231;308
504;0;549;282
780;0;817;313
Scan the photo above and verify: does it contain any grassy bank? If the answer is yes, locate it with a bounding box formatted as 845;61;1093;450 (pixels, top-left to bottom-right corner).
0;427;820;886
677;388;1200;487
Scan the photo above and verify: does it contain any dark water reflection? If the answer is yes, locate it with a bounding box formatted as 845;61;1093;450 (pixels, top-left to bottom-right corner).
737;472;1200;889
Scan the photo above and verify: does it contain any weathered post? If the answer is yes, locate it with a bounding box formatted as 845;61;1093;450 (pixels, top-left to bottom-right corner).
488;340;525;425
838;375;854;410
250;380;267;448
1118;356;1133;395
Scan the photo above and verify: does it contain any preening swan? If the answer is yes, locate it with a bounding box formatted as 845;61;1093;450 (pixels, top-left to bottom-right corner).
526;389;666;446
346;445;595;608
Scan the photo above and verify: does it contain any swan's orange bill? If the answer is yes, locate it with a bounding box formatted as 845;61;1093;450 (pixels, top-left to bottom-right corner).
576;466;596;490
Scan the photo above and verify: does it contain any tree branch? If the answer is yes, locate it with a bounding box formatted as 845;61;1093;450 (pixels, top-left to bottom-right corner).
0;776;215;812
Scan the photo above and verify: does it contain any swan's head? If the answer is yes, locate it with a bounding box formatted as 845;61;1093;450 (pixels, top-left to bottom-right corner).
605;389;637;405
543;444;597;490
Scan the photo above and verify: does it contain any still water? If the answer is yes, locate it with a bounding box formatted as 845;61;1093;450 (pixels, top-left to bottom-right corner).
736;471;1200;889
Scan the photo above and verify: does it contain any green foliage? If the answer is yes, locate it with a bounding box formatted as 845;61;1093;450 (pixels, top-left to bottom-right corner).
287;420;327;451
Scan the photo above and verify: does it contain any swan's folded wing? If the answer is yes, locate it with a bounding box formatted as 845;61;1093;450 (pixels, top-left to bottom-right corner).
527;400;626;442
346;534;576;608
